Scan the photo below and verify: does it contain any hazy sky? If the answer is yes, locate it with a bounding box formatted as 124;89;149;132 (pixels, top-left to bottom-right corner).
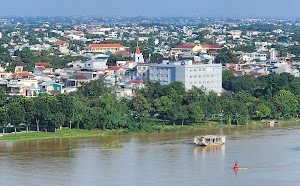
1;0;299;18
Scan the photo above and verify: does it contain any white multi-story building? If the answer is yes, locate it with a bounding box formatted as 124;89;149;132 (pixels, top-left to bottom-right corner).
248;52;267;61
148;60;222;94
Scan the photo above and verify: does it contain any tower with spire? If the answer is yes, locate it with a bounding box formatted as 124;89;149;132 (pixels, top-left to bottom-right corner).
133;42;144;63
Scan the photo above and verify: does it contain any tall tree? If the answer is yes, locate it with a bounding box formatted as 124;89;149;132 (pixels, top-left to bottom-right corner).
215;47;240;64
7;102;25;134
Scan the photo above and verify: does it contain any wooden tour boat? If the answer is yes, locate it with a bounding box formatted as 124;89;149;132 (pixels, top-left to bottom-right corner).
194;135;226;146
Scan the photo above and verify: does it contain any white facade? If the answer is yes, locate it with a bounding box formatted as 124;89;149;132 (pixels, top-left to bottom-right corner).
85;60;107;70
148;60;222;94
175;61;222;93
248;52;267;61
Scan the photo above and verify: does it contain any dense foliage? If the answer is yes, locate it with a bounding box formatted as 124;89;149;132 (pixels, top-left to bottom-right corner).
2;48;88;72
2;71;300;133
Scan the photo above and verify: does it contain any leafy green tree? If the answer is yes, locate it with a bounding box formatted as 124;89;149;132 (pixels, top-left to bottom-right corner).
77;79;112;99
107;54;126;66
208;91;221;112
177;105;188;127
275;44;287;57
234;44;256;53
215;47;240;64
82;107;103;130
33;95;50;132
272;90;299;118
56;94;75;129
288;45;300;56
254;103;271;120
73;97;88;129
153;96;173;123
187;102;204;123
0;46;12;63
51;113;65;131
222;70;235;90
0;108;7;133
130;93;152;119
21;98;35;132
231;75;256;93
7;102;25;133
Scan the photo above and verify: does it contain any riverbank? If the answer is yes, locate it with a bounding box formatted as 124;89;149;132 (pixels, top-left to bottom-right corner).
0;120;298;142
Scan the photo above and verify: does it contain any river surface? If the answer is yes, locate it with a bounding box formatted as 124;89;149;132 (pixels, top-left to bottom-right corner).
1;123;300;186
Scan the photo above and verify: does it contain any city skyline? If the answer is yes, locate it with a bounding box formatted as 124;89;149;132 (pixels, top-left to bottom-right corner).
1;0;299;18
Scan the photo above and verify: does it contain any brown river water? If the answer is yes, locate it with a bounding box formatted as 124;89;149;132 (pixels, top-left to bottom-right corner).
1;123;300;186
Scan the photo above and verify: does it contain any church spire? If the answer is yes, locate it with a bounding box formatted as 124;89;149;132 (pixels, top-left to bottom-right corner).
135;41;141;54
133;41;144;63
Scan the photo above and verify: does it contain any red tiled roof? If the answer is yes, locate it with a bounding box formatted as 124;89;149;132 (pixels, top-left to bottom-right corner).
11;72;35;78
76;31;84;35
74;74;87;80
200;44;222;49
173;44;196;49
86;43;125;49
35;62;53;67
54;40;67;45
127;80;143;84
107;66;122;71
114;50;132;57
99;74;109;79
227;66;244;75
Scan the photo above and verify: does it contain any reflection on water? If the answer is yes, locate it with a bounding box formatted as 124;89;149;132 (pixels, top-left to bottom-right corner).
194;145;225;157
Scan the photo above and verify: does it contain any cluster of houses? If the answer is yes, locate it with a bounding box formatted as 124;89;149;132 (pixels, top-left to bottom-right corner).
1;17;300;98
0;39;299;98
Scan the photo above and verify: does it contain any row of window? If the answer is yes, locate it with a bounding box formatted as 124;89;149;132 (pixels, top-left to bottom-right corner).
88;48;119;51
188;74;221;78
150;74;169;77
189;80;221;85
187;67;221;72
